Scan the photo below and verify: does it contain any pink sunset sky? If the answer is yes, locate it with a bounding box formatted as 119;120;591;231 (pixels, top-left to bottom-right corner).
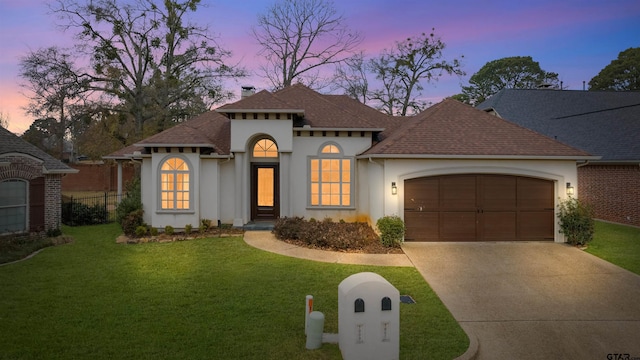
1;0;639;134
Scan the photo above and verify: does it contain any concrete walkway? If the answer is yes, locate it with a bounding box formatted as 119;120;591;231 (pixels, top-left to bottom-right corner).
244;232;640;359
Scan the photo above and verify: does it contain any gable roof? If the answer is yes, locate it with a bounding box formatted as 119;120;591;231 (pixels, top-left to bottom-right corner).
0;126;77;174
361;99;593;159
477;89;640;161
134;111;231;154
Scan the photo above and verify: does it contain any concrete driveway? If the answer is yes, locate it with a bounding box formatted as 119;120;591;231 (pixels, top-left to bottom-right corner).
402;242;640;360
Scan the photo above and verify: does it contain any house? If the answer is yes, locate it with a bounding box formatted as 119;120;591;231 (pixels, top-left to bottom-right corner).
105;84;595;242
0;126;77;235
477;89;640;227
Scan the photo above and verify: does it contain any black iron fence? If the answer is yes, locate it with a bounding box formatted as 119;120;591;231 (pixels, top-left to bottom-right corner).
62;193;122;226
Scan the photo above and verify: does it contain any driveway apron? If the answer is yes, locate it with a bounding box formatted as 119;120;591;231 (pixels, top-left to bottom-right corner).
402;242;640;360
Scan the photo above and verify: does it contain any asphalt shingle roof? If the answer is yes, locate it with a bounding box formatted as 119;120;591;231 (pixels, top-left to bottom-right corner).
362;98;592;158
477;89;640;161
106;85;593;160
0;126;76;173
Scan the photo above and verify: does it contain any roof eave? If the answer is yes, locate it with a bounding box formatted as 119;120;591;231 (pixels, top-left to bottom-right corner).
43;168;79;174
133;143;216;148
294;127;386;132
216;109;305;114
358;154;601;160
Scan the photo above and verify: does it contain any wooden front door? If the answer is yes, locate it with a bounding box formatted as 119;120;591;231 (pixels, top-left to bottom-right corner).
251;164;279;220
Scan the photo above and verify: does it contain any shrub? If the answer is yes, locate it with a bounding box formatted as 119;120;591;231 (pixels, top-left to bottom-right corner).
200;219;212;233
135;226;148;237
164;225;175;236
121;209;144;236
558;197;595;246
116;178;141;225
376;215;405;247
273;217;379;251
62;202;109;226
149;227;158;236
47;228;62;237
185;224;192;235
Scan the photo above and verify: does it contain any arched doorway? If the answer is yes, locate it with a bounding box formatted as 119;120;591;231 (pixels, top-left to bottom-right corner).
251;138;279;220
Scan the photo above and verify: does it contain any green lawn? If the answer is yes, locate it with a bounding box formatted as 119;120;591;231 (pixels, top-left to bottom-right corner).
0;223;468;360
586;221;640;275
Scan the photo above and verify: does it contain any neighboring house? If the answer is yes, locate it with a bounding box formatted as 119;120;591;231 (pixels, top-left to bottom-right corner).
477;89;640;227
0;127;77;235
105;84;595;242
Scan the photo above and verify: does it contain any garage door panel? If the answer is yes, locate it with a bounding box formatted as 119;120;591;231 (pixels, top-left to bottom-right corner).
518;211;555;239
441;212;476;241
441;175;476;211
482;212;517;240
518;178;554;210
404;212;439;241
481;176;517;210
405;178;439;211
404;175;554;242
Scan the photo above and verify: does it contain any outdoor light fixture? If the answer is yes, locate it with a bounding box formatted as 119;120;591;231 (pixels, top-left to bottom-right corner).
566;182;574;196
391;182;398;195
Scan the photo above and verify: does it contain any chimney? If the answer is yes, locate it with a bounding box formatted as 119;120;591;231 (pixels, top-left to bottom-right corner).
241;85;256;99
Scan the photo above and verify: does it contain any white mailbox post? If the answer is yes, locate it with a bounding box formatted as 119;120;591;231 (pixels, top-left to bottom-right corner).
338;272;400;360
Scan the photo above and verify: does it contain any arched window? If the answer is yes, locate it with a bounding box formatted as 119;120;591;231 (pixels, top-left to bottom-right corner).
160;157;191;210
309;143;353;207
0;179;27;233
253;139;278;158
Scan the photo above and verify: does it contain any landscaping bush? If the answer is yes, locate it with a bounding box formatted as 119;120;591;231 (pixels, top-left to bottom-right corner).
184;224;192;235
115;178;141;224
200;219;212;233
62;202;109;226
558;197;595;246
273;217;380;251
121;209;144;236
376;215;405;247
135;226;148;237
149;227;158;236
164;225;175;236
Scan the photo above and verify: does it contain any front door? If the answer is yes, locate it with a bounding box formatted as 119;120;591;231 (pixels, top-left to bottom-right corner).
251;164;279;220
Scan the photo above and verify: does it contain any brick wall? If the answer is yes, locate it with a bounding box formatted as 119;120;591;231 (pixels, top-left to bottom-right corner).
578;164;640;227
45;175;62;230
62;163;136;192
0;154;58;233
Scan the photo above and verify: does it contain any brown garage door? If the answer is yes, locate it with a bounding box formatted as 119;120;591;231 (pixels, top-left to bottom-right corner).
404;175;554;241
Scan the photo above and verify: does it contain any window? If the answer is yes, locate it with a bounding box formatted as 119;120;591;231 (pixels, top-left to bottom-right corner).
309;144;352;207
253;139;278;158
0;179;27;233
160;157;190;210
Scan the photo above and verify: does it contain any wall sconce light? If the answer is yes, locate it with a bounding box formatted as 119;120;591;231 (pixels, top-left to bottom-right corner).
391;182;398;195
566;182;574;196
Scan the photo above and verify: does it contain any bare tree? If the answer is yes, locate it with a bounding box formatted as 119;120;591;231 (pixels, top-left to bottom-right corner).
370;31;465;116
19;47;87;159
51;0;244;139
252;0;362;89
331;51;369;104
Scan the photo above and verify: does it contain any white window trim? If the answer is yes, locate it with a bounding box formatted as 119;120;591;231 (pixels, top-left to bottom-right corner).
156;155;194;212
307;142;355;209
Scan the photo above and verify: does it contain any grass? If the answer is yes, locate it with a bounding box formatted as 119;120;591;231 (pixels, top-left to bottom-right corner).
586;221;640;275
0;223;468;360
